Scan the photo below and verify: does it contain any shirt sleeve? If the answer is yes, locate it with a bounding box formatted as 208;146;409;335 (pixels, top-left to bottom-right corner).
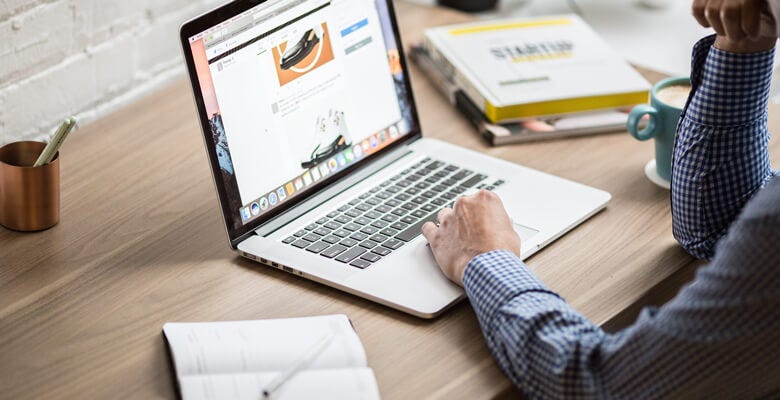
671;35;776;260
463;182;780;399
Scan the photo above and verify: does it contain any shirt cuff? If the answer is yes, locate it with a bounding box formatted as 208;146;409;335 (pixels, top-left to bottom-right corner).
684;36;775;127
463;250;562;324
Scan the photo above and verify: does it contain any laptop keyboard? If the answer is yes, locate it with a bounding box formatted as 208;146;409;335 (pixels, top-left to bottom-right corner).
282;157;506;269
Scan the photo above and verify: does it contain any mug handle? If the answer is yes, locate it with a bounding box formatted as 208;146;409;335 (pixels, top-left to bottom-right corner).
627;104;659;141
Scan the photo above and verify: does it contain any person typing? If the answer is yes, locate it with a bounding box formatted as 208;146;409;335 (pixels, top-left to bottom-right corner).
422;0;780;397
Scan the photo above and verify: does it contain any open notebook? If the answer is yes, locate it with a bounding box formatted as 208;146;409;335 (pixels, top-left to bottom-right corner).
163;314;380;400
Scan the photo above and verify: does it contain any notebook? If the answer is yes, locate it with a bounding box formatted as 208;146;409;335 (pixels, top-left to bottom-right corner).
162;314;380;400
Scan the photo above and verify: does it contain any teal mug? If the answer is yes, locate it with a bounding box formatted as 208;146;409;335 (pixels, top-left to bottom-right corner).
627;76;691;183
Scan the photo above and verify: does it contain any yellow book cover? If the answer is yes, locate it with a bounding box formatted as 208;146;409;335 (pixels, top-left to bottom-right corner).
423;15;650;123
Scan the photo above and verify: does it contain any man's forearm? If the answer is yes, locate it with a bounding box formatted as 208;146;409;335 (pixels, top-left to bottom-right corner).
671;35;776;260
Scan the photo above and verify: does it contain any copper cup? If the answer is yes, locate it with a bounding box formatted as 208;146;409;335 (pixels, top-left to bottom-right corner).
0;141;60;231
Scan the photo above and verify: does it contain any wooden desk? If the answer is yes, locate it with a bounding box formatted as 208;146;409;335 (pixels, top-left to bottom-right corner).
1;2;778;399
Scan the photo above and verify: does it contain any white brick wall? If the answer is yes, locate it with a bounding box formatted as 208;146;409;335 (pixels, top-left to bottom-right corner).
0;0;224;146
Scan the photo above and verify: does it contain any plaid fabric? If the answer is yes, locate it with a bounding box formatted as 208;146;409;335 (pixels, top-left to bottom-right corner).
672;34;778;260
461;36;780;399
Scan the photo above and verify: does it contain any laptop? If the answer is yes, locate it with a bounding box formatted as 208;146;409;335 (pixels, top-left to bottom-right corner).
179;0;611;318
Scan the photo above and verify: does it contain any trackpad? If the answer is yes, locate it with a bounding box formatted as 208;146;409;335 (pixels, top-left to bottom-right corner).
513;222;539;242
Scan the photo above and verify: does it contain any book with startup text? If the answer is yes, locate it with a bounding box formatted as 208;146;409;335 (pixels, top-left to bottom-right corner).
422;15;650;124
409;45;634;145
162;315;380;400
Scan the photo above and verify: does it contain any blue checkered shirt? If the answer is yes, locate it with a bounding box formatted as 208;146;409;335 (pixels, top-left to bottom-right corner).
463;36;780;399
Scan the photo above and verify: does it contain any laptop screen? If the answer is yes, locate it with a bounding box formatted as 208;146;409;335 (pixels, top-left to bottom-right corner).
184;0;418;240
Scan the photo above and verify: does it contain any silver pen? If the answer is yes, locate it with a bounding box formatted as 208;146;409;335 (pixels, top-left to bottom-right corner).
262;331;336;399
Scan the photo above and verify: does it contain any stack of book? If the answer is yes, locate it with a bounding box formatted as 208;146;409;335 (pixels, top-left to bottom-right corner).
413;15;651;145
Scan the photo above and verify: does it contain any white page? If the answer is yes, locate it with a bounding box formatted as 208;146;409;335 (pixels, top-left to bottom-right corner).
179;368;380;400
163;315;367;376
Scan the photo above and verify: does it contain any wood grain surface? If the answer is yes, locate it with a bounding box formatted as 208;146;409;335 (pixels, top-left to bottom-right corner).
1;2;778;399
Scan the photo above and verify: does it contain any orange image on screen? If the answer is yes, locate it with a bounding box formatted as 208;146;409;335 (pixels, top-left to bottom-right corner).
272;23;335;86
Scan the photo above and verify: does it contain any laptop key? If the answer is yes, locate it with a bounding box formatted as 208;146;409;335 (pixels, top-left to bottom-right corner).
335;215;351;224
461;174;489;188
361;252;382;263
305;224;318;231
411;210;428;218
380;228;399;237
401;216;417;224
303;233;321;242
324;222;341;231
335;247;367;263
395;193;411;201
421;204;437;212
385;199;401;207
386;186;401;193
283;236;297;244
390;222;408;231
441;192;457;200
338;205;350;212
366;198;381;206
451;170;473;181
371;220;389;229
415;182;431;190
401;202;416;211
316;217;329;225
350;232;369;241
445;164;459;172
340;238;359;247
349;199;360;206
345;209;361;218
354;216;371;226
333;229;350;238
364;211;382;220
294;230;307;237
396;212;439;242
350;259;372;269
292;239;312;249
376;192;391;199
344;223;361;231
327;211;340;218
412;196;427;204
360;226;378;235
313;227;331;236
405;187;421;195
381;214;398;223
306;241;330;254
359;192;372;199
321;245;348;259
383;239;404;250
370;234;388;243
432;198;447;206
432;184;448;192
356;203;372;212
322;235;341;244
360;240;378;249
391;208;408;216
372;247;392;256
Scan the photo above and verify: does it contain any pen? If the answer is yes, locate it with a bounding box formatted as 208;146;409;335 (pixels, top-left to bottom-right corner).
262;331;335;399
34;117;76;167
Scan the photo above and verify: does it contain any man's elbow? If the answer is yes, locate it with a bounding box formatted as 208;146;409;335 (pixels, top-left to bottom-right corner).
672;227;716;260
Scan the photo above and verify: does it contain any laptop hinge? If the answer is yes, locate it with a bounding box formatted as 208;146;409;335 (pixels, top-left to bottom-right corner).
253;145;415;237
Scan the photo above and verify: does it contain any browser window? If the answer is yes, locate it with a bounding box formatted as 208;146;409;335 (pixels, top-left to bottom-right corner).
188;0;413;227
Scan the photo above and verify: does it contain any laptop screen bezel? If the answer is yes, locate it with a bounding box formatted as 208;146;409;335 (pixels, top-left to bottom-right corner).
179;0;423;248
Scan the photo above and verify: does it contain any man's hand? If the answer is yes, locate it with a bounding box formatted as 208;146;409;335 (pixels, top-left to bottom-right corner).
421;190;521;286
692;0;777;52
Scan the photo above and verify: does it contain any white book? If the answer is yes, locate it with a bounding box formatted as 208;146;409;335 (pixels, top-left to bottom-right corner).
423;15;650;123
163;315;380;400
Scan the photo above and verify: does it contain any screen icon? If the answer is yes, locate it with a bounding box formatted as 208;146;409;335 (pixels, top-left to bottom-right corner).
269;192;279;206
336;154;346;167
286;182;295;196
303;172;312;186
378;130;387;143
389;125;400;139
370;136;378;149
344;148;354;162
311;167;321;181
260;197;269;210
328;158;338;171
277;187;287;201
320;163;331;177
353;145;363;158
294;177;304;190
362;140;370;152
240;207;251;221
250;202;261;216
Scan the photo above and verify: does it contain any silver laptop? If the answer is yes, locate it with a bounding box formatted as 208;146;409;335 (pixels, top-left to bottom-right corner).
180;0;611;318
